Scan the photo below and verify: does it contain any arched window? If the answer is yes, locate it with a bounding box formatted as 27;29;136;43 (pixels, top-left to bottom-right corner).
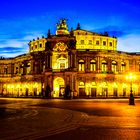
79;81;85;86
78;60;85;71
26;62;31;74
101;60;107;72
121;62;126;72
90;60;96;71
112;61;117;73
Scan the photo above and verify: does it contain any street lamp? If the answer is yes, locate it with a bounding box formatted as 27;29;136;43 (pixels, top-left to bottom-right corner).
126;73;136;105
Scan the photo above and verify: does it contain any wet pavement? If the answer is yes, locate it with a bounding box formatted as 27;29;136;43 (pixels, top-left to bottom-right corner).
0;98;140;140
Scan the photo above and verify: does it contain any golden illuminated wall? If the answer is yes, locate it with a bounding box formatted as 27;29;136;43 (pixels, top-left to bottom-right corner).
29;37;47;53
77;74;140;97
73;30;117;51
52;42;68;70
1;21;140;98
3;82;42;96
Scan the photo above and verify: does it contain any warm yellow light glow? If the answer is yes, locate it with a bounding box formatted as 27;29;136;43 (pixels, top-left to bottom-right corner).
53;77;65;97
79;81;85;86
113;82;118;88
126;73;136;81
122;83;127;88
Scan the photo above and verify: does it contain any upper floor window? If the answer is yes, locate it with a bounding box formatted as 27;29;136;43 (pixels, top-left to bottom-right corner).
40;44;42;48
78;60;85;71
80;40;84;44
35;45;37;49
103;41;106;46
90;60;96;71
109;42;112;46
102;60;107;72
112;61;117;73
121;62;126;72
96;40;99;45
26;62;31;74
88;40;92;45
79;81;85;86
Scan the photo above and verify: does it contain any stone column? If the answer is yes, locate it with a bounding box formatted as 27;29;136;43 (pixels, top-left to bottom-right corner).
97;56;101;73
45;54;48;69
31;59;35;74
47;51;52;70
108;58;112;73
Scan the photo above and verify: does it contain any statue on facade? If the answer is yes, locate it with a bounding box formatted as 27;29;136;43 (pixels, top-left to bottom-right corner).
56;19;68;30
56;19;69;35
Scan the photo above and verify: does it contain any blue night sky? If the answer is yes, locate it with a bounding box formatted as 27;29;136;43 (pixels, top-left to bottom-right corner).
0;0;140;57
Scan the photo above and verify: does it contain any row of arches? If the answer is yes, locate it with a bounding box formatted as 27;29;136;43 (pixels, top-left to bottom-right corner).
78;81;139;98
78;59;126;72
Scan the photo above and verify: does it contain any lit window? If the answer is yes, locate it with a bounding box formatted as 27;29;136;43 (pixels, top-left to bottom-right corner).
78;60;85;71
26;62;31;74
81;40;84;44
112;61;117;73
90;60;96;71
121;62;126;72
102;60;107;72
96;40;99;45
103;41;106;46
88;40;92;45
79;81;85;86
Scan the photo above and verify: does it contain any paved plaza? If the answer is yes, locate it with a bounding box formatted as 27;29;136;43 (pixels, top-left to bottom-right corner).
0;98;140;140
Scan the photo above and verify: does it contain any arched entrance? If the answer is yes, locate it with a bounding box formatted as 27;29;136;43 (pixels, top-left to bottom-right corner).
53;77;65;97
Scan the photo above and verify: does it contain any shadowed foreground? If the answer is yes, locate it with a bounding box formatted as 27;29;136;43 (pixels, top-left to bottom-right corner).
0;98;140;140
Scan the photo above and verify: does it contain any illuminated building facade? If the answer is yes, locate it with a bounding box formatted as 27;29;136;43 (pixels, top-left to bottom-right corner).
0;19;140;98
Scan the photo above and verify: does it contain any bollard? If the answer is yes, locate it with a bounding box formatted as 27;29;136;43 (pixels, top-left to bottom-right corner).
129;93;135;105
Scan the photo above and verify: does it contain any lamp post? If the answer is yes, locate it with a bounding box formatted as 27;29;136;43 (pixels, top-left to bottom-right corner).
126;73;136;105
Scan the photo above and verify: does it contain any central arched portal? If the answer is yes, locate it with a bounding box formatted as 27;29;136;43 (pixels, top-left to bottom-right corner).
53;77;65;98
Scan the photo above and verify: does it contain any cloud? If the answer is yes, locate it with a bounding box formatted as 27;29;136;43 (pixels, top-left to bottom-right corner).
0;39;27;48
118;34;140;52
0;31;45;58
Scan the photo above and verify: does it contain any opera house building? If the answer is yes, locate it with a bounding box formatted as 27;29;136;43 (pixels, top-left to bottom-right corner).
0;19;140;98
